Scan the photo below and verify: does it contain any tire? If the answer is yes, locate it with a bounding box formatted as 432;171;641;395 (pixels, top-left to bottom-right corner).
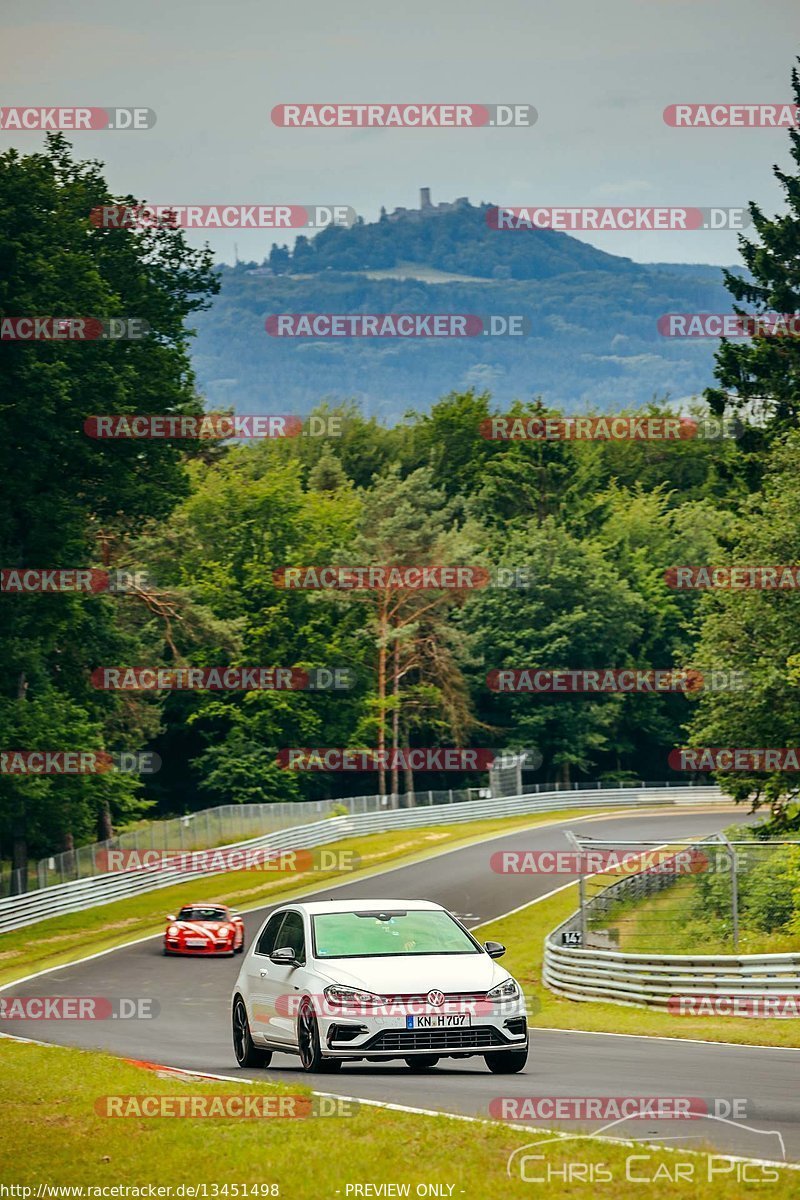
297;1000;341;1072
234;939;244;954
404;1056;439;1071
232;996;272;1068
484;1046;528;1074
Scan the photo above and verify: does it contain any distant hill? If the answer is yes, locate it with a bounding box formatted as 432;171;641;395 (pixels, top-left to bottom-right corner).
265;200;646;281
190;198;740;420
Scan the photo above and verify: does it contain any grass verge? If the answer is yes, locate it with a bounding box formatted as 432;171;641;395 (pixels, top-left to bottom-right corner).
613;877;800;955
0;1038;794;1193
480;884;800;1049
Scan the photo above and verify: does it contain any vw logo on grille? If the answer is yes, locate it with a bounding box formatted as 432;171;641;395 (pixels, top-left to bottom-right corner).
426;989;445;1006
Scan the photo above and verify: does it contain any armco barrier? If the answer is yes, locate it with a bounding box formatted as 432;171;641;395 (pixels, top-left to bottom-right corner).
543;835;800;1007
0;785;721;933
543;939;800;1007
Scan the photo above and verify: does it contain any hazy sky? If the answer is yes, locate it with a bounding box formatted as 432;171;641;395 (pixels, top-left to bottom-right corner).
2;0;799;265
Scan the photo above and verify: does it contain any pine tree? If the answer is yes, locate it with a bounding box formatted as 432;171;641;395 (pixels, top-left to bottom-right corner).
706;60;800;443
308;448;348;493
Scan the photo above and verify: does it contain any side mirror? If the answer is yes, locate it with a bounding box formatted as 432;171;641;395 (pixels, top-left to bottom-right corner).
270;946;297;965
167;915;176;922
230;911;241;918
484;940;506;959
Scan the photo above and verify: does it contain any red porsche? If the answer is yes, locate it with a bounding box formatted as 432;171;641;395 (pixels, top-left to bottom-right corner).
163;902;245;956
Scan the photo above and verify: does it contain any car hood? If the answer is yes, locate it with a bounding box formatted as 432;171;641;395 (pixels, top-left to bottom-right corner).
176;921;232;935
313;954;509;994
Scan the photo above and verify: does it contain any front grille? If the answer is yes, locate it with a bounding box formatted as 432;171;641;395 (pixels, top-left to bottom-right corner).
362;1026;506;1052
381;992;489;1005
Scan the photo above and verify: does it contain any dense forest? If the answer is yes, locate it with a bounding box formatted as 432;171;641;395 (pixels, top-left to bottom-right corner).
2;96;800;878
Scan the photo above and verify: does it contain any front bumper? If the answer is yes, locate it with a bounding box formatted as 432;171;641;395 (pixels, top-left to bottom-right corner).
164;939;234;956
321;1008;528;1059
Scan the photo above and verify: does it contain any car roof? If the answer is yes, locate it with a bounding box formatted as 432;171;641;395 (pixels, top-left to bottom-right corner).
179;901;229;909
280;898;445;916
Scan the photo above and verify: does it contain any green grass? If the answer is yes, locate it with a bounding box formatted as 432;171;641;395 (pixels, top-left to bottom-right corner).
612;877;800;955
0;806;627;987
0;1038;795;1193
479;883;800;1048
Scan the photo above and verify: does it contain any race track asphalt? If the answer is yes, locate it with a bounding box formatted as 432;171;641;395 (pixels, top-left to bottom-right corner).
3;805;798;1164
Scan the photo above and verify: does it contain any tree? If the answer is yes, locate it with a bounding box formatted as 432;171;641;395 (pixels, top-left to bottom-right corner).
461;519;646;785
348;465;477;797
706;60;800;450
0;135;218;878
128;448;367;807
683;432;800;827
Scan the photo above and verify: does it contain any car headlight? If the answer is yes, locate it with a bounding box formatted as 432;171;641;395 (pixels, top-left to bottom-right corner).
323;985;384;1008
168;926;179;937
487;979;520;1001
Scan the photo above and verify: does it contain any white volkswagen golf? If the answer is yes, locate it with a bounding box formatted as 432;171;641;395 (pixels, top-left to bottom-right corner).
231;898;528;1074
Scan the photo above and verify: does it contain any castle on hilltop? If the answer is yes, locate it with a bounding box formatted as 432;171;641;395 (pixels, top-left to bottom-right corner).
384;188;471;223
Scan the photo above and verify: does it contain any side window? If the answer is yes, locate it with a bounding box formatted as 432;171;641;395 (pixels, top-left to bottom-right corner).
256;911;286;956
275;911;305;963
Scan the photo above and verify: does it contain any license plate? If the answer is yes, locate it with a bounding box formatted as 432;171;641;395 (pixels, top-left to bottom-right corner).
185;938;207;947
406;1014;470;1029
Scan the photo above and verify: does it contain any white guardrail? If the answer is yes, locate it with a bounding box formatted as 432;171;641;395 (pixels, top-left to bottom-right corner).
543;856;800;1009
0;785;723;934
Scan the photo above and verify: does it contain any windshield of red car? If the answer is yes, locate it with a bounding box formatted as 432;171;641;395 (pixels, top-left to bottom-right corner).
177;907;229;922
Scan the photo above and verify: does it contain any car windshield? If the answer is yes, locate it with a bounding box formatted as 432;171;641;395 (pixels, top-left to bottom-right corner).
178;906;228;922
311;909;481;958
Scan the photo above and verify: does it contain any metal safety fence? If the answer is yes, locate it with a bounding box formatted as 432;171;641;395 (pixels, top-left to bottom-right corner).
544;828;800;1008
0;783;721;932
5;778;706;896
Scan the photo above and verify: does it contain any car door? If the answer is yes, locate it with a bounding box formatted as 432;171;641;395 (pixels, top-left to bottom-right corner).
258;910;308;1046
246;910;286;1044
